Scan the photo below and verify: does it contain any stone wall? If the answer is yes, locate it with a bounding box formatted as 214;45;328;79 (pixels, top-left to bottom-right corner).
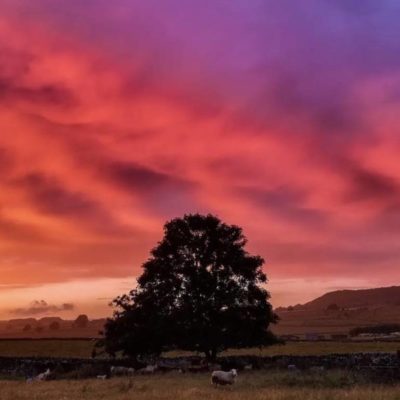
0;352;398;380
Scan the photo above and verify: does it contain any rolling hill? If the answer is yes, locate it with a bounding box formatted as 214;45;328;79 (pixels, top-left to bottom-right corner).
274;286;400;337
302;286;400;311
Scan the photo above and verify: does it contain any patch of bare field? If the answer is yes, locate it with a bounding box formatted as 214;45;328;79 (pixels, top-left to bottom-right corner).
0;372;399;400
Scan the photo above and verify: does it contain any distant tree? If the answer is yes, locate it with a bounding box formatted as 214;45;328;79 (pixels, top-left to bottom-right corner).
49;321;60;331
23;324;31;332
35;326;43;333
287;306;294;312
73;314;89;329
103;214;279;361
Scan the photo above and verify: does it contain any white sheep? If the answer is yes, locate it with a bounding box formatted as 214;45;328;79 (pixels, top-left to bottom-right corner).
137;364;158;374
35;368;51;381
211;369;237;386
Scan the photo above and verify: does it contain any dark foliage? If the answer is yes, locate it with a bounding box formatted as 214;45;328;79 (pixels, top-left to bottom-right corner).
73;315;89;329
103;214;278;360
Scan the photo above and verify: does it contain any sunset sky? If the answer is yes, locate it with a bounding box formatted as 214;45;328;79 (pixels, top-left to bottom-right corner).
0;1;399;319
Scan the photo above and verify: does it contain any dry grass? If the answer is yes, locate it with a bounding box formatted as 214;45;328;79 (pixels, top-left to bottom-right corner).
0;372;399;400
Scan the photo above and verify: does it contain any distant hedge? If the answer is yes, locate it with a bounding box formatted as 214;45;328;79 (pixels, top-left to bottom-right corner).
349;324;400;336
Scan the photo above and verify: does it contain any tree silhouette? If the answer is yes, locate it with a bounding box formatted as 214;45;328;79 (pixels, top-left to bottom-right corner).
103;214;278;361
73;314;89;328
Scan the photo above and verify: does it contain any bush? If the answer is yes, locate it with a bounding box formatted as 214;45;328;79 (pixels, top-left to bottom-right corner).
73;315;89;329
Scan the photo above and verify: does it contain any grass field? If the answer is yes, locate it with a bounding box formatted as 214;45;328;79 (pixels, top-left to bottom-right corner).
0;339;399;358
0;342;399;399
0;339;96;358
0;339;398;358
0;372;399;400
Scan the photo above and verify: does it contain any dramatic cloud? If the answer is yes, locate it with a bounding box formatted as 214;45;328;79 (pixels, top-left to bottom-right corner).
14;173;99;217
10;300;74;316
344;164;400;203
0;1;399;314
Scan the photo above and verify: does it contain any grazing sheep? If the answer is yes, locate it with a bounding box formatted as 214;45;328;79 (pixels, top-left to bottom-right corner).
35;368;51;381
96;375;108;380
158;359;190;372
137;364;158;374
211;369;237;386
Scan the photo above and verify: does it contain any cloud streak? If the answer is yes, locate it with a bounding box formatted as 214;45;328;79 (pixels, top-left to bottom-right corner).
10;300;74;316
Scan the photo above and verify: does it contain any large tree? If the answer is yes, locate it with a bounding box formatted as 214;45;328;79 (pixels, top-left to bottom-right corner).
103;214;278;361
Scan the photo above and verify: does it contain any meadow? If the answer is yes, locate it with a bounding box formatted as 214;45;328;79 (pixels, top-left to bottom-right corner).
0;340;399;399
1;371;399;400
0;339;398;358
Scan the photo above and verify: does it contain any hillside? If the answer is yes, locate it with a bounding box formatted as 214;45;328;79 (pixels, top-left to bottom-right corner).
302;286;400;311
274;286;400;337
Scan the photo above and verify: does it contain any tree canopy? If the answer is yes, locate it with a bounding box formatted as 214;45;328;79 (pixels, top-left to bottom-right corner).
73;314;89;328
103;214;278;360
